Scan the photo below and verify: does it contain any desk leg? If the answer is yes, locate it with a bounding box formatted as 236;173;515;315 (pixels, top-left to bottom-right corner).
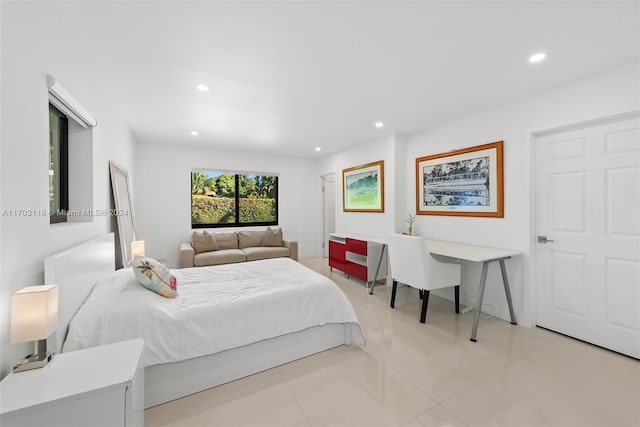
470;261;489;342
499;259;517;325
368;244;386;295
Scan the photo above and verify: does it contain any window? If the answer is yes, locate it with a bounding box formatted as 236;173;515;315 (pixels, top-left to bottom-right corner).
47;75;97;225
191;171;278;228
49;104;68;223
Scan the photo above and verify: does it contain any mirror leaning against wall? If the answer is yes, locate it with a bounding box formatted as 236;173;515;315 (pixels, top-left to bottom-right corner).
109;161;137;269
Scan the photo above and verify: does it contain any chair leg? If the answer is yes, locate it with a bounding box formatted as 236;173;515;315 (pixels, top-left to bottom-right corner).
390;280;398;308
420;290;430;323
455;285;460;314
419;289;424;299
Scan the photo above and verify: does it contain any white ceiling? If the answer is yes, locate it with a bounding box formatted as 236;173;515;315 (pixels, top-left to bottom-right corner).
17;1;640;158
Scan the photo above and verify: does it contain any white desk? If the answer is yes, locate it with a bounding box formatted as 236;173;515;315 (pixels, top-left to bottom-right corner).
369;237;519;342
425;239;519;342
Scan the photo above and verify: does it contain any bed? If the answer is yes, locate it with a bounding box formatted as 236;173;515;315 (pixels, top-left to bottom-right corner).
45;233;364;408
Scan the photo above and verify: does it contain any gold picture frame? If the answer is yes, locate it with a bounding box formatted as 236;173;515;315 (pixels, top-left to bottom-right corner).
342;160;384;213
415;141;504;217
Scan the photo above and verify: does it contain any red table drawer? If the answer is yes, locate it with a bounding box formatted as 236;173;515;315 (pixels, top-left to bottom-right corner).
329;240;346;262
346;238;367;256
329;260;347;273
346;262;367;282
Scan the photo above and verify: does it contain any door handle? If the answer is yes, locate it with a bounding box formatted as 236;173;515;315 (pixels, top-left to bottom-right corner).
537;235;555;243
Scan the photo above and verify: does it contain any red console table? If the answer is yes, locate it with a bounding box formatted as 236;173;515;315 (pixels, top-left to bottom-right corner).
328;233;387;287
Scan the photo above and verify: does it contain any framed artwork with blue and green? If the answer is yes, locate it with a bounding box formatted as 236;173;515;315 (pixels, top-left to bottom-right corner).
342;160;384;213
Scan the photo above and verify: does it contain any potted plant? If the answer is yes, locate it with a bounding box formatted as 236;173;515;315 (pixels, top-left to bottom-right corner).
405;213;417;235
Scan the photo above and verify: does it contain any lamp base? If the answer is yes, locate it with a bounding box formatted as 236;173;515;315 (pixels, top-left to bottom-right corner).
13;351;55;373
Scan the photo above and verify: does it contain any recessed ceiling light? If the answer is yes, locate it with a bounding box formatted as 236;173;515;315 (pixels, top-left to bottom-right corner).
529;52;546;63
315;147;322;152
195;83;210;92
375;122;384;128
190;131;199;136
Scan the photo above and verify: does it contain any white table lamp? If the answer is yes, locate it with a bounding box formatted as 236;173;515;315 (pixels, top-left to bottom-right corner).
131;240;145;259
10;285;59;372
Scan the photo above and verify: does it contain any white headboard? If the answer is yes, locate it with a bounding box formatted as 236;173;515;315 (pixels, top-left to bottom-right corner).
44;233;116;353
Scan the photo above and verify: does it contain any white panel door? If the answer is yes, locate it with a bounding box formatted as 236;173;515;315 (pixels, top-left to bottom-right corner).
535;114;640;359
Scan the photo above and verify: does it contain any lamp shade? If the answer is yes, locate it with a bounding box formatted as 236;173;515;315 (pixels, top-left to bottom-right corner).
131;240;145;258
10;285;58;344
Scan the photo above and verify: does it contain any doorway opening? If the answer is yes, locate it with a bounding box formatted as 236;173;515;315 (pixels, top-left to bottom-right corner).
321;173;337;258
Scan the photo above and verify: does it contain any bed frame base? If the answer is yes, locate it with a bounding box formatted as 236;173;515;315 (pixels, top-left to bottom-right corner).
145;323;350;408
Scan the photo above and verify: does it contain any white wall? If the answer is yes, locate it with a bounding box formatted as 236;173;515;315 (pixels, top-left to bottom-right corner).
405;61;639;327
316;134;408;239
0;0;4;381
393;134;408;234
0;4;137;377
134;142;317;267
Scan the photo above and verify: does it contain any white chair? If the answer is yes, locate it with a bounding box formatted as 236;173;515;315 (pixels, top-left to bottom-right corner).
386;233;462;323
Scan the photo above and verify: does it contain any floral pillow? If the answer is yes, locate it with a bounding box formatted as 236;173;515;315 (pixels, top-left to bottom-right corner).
131;257;177;298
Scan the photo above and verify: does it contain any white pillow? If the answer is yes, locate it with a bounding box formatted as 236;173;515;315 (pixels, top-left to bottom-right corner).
131;257;177;298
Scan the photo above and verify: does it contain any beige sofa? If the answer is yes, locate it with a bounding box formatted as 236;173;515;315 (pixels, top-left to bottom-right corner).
179;228;298;268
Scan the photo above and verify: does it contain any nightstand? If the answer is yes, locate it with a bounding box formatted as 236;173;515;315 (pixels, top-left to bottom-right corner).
0;339;145;427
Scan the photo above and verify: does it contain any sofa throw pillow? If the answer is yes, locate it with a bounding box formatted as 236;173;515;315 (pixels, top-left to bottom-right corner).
131;257;177;298
238;230;264;249
214;232;238;250
192;231;219;254
263;227;284;247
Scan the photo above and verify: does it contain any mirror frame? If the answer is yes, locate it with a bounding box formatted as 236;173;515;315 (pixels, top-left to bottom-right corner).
109;160;137;267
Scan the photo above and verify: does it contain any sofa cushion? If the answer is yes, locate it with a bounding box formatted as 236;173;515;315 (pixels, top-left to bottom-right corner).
238;230;264;249
263;227;283;247
243;246;290;262
192;231;219;254
213;232;238;250
194;249;246;266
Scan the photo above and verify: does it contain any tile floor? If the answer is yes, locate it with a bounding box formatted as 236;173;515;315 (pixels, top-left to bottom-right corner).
145;258;640;427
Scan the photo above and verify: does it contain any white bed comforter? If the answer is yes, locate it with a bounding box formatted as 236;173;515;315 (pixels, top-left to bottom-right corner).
63;258;364;367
